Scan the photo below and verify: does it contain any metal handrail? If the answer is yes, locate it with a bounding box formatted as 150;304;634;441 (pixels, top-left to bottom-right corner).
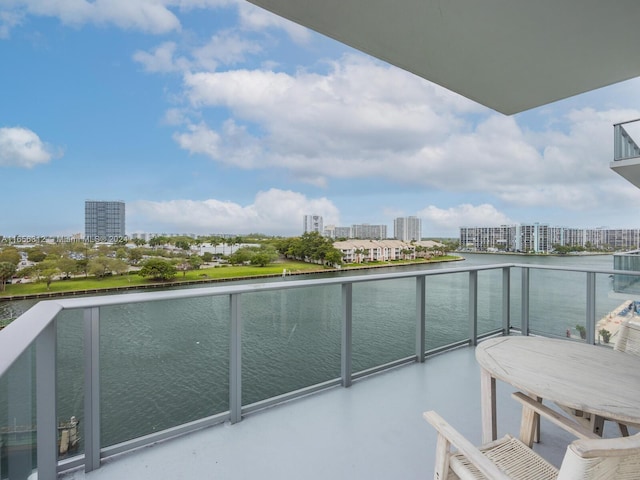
1;261;639;479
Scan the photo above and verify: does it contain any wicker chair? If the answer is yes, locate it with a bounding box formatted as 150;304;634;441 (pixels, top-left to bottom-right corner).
607;320;640;436
553;322;640;438
424;393;640;480
614;320;640;357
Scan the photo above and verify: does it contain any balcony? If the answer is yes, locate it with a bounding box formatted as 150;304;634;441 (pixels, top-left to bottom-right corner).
1;262;639;479
611;118;640;188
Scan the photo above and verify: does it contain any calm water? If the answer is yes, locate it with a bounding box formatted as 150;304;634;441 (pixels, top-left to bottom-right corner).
1;253;632;464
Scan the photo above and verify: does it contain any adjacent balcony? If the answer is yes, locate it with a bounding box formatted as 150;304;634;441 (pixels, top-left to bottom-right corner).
1;262;639;479
611;118;640;188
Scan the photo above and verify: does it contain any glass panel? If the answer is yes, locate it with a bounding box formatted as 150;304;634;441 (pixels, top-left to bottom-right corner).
509;268;522;331
100;296;229;447
56;309;84;461
613;254;640;295
529;269;586;338
425;272;469;350
477;269;503;336
0;345;36;480
352;278;415;373
242;285;341;405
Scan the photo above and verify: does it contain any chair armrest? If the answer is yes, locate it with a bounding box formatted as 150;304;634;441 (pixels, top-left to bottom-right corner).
423;411;513;480
511;392;599;440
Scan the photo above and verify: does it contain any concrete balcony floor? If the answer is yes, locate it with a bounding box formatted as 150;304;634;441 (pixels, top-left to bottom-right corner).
60;342;600;479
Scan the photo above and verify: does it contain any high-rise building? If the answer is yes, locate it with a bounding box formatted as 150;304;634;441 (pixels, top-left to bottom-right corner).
334;226;353;239
351;224;387;240
85;200;126;242
303;214;323;235
394;216;422;242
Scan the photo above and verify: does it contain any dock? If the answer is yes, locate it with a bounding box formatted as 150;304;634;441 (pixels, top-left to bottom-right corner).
597;300;639;344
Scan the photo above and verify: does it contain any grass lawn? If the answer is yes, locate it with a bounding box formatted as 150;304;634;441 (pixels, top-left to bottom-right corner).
0;256;462;298
0;261;323;297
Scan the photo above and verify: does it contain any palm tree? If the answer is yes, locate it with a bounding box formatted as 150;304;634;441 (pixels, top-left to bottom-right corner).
353;248;365;263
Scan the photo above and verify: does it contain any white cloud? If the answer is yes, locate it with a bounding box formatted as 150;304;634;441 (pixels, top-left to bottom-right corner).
237;2;310;44
0;127;58;168
133;32;261;73
0;9;22;38
418;204;514;231
8;0;182;34
174;54;640;216
129;189;340;235
1;0;303;38
192;31;262;70
133;42;185;73
177;55;478;185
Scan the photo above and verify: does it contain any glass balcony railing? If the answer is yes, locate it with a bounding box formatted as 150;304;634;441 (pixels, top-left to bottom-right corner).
1;262;639;479
614;119;640;162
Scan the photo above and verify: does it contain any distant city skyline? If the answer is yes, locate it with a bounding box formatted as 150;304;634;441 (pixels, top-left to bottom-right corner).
2;3;640;238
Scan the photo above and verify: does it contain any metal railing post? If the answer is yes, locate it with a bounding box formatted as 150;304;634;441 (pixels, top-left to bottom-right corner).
84;307;101;472
586;272;596;344
521;268;530;336
502;267;511;335
469;271;478;345
416;276;426;362
341;283;353;387
36;319;57;480
229;293;242;424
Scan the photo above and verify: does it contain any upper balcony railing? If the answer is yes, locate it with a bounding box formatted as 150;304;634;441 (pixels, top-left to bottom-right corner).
614;118;640;162
1;262;640;479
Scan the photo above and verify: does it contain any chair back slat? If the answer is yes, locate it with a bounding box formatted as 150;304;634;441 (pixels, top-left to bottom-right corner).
614;321;640;357
557;434;640;480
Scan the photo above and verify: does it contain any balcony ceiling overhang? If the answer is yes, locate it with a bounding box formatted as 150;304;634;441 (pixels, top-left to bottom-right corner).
247;0;640;115
611;158;640;189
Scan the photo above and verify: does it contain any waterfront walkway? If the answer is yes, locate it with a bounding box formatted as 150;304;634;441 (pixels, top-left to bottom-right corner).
597;300;640;343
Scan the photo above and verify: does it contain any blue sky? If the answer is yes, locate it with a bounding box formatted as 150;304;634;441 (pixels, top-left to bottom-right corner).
2;1;640;238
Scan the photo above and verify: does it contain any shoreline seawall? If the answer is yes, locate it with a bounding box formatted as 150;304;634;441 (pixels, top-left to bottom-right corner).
0;257;464;303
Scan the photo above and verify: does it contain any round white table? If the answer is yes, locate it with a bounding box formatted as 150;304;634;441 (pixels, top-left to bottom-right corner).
475;336;640;443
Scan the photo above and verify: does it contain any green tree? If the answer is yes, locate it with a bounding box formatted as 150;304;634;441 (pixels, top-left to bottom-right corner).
0;247;21;265
201;252;214;263
174;240;190;251
149;236;168;248
39;260;60;290
228;248;252;265
15;265;37;281
28;248;47;263
176;259;190;277
324;249;343;266
128;248;144;265
250;253;271;267
57;257;78;279
89;256;114;278
111;259;129;276
188;256;203;270
138;259;177;281
354;248;366;263
0;262;17;291
76;259;89;277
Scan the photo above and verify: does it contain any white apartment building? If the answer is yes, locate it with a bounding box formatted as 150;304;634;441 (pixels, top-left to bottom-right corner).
334;226;352;239
393;216;422;242
303;215;324;235
334;239;442;263
351;224;387;240
460;224;640;253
